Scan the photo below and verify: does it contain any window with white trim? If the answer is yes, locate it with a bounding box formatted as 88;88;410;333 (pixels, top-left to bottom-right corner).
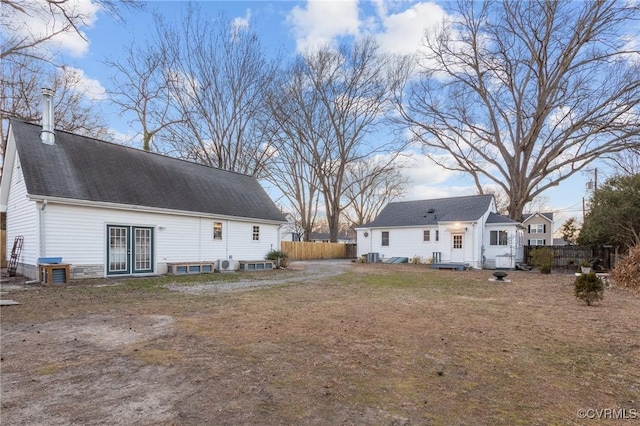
423;230;430;242
490;230;508;246
530;224;545;234
213;222;223;240
529;239;546;246
381;231;389;246
435;230;440;242
252;225;260;241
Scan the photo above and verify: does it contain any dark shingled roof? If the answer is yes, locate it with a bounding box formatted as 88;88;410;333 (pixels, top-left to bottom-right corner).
11;119;286;222
362;194;495;228
486;212;520;224
522;212;554;221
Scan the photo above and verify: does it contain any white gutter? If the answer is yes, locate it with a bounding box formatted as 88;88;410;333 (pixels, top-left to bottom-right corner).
27;195;287;226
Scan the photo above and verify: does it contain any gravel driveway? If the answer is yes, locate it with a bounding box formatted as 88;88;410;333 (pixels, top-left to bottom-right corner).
164;259;354;294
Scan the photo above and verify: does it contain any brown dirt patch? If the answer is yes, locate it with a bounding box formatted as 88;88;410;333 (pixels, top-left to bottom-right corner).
2;262;639;425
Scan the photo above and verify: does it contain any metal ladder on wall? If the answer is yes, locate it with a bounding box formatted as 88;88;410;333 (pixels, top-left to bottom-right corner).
7;235;23;277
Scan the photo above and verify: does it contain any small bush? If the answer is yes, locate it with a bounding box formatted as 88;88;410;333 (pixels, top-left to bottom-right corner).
531;247;553;274
574;272;604;306
265;250;290;268
611;245;640;295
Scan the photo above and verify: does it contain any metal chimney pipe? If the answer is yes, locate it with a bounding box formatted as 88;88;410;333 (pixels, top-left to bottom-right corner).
41;88;55;145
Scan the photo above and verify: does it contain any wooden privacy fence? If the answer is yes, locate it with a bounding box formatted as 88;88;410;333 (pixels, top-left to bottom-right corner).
281;241;357;260
523;245;615;270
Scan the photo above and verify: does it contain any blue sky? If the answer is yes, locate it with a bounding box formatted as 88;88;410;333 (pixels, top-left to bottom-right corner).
14;0;615;230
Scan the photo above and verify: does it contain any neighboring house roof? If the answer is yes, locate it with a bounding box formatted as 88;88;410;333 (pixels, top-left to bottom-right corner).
360;194;495;228
9;119;286;222
522;212;554;222
486;212;520;224
310;232;355;241
553;238;567;246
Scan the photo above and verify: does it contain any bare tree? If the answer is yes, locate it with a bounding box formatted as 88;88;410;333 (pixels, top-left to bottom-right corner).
106;41;183;152
342;158;408;228
139;6;279;176
262;63;326;241
271;38;403;242
481;185;509;215
607;147;640;176
393;0;640;221
1;55;111;152
1;0;140;61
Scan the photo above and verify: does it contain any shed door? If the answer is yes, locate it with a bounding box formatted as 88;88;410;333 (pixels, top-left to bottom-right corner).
107;225;154;275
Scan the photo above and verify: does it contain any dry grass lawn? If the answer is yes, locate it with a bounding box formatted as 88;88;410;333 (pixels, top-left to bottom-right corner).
1;262;639;425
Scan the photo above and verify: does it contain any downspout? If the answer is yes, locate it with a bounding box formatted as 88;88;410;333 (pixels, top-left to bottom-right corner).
471;222;476;268
39;200;47;258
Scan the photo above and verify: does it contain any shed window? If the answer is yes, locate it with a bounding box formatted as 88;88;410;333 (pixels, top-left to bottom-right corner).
490;230;508;246
252;226;260;241
381;231;389;246
213;222;223;240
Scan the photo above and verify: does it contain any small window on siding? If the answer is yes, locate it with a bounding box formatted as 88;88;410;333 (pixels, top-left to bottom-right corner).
423;230;430;242
435;230;440;242
213;222;223;240
252;226;260;241
381;231;389;246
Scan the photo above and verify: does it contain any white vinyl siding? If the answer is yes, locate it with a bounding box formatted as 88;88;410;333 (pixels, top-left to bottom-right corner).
42;203;280;275
6;154;39;267
357;225;478;267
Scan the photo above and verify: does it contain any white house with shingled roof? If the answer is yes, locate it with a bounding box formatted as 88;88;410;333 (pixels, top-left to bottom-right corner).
355;195;525;269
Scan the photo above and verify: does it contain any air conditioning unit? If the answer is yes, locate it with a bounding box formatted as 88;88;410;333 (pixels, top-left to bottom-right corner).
218;259;237;272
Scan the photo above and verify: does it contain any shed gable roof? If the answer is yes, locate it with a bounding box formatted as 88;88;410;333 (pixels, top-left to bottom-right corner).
9;119;286;222
362;194;495;228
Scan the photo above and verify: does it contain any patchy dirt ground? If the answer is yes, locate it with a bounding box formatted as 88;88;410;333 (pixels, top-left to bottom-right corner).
1;261;639;425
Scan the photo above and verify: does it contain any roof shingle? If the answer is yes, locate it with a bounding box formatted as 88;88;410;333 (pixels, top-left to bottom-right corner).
362;194;495;228
11;119;286;222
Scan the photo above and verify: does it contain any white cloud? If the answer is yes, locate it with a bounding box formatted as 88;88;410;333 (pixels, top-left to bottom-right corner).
63;66;107;100
2;0;100;57
287;0;360;52
372;2;449;55
232;8;252;33
285;1;453;59
397;150;453;183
